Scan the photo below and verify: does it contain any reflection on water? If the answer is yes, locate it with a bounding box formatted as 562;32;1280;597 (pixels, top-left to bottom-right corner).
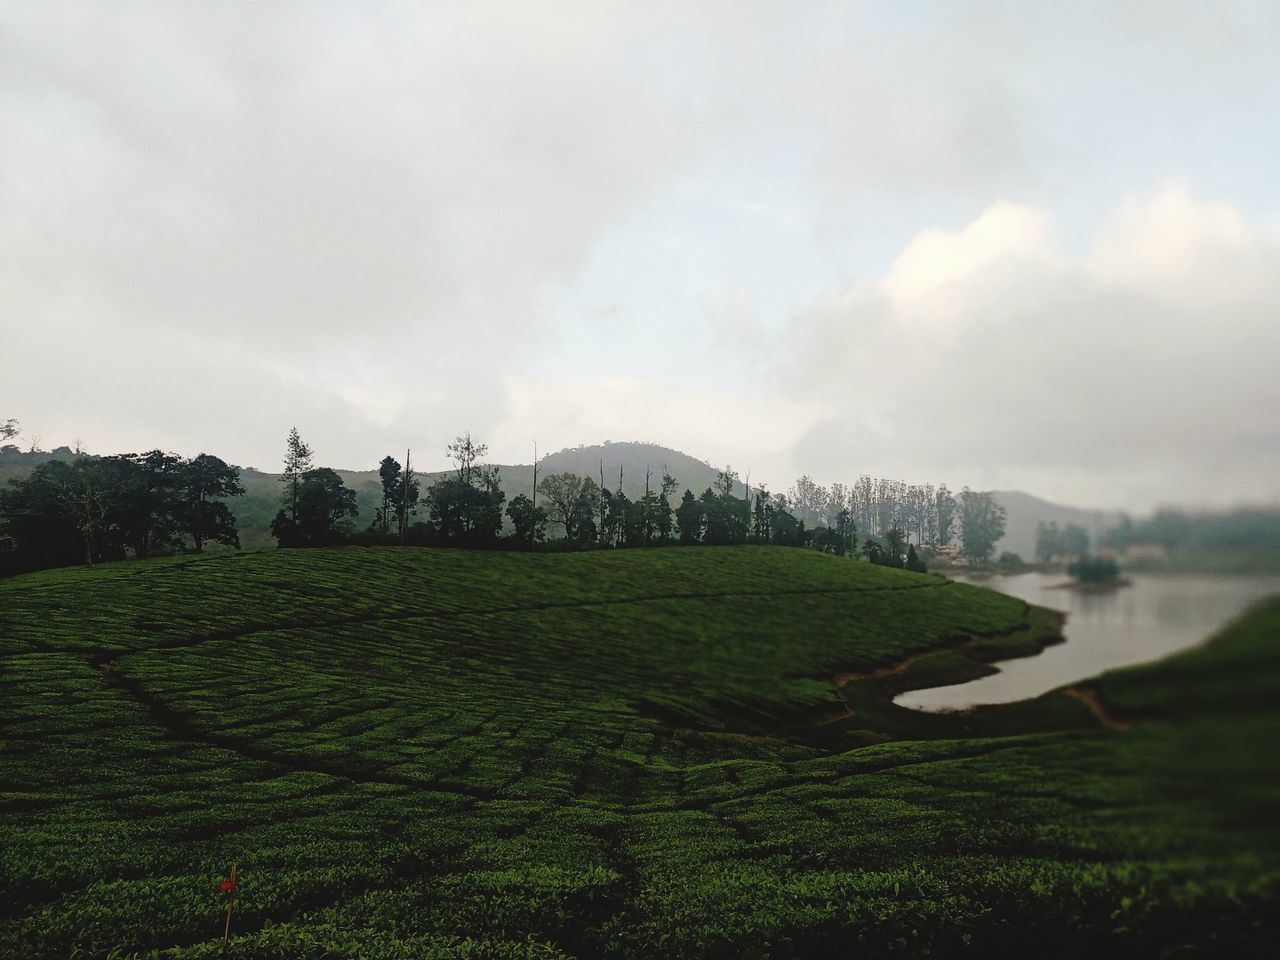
895;572;1280;712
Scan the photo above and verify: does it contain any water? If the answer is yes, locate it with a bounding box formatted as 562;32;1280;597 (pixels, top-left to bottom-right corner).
895;572;1280;712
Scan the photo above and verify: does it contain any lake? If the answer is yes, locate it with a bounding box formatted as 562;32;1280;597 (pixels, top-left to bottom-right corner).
895;572;1280;712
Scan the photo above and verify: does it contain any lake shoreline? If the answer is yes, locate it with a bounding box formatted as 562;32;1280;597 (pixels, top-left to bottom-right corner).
891;570;1280;715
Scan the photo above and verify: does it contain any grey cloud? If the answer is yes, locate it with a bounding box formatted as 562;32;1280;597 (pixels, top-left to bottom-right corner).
3;2;1278;503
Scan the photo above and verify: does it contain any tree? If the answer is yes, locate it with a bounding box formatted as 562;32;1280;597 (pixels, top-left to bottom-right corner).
45;458;127;566
753;489;772;542
998;551;1026;572
884;527;906;564
675;489;702;544
179;454;243;552
600;488;631;547
1068;553;1120;583
447;431;486;488
835;508;857;556
813;527;846;555
377;456;400;532
714;466;739;497
935;485;957;546
1;418;19;443
1035;521;1089;562
427;434;504;545
788;475;830;527
569;480;600;544
655;471;676;542
108;451;187;559
281;428;314;521
771;504;806;547
863;537;884;564
376;455;419;536
905;544;927;573
537;472;587;540
700;487;728;544
958;488;1006;564
271;468;357;547
506;493;546;548
0;458;125;569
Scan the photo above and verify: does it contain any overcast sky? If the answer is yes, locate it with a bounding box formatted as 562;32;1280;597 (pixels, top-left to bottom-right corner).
3;1;1278;510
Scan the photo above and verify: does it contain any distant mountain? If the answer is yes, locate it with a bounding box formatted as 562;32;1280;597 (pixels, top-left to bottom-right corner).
989;490;1124;560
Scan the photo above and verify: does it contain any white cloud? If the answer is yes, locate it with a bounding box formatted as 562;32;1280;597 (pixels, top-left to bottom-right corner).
777;183;1280;509
880;201;1060;321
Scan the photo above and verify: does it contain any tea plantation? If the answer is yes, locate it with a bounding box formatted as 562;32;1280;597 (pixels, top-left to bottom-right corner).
2;547;1277;957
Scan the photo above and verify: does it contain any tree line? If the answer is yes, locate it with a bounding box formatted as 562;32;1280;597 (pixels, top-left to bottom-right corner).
0;417;1009;575
265;429;1007;568
0;449;243;575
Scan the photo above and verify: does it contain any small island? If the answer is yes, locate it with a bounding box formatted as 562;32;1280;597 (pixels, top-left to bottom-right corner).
1059;553;1131;590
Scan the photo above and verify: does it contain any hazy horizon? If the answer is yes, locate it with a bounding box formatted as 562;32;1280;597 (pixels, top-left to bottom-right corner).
4;2;1278;512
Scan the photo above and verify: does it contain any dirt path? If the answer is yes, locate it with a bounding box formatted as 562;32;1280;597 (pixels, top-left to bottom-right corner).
1064;687;1132;730
814;651;950;726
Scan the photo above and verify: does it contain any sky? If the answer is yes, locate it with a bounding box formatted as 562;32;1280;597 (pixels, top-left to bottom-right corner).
2;1;1278;511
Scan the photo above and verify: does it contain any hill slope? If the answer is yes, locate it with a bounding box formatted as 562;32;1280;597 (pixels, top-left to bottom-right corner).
991;489;1124;559
2;547;1277;957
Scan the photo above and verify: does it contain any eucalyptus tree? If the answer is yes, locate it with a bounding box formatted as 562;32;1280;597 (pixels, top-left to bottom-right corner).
958;488;1006;564
281;427;314;521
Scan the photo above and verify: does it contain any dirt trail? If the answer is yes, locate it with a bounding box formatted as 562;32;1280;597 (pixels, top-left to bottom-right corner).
832;648;951;689
1064;687;1132;731
814;651;948;727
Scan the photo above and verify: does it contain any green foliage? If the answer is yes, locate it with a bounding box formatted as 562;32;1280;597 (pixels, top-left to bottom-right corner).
0;452;244;573
181;454;244;552
997;551;1026;572
1036;521;1090;562
935;484;957;546
376;455;419;535
676;489;702;544
280;428;314;520
270;469;358;546
1;548;1278;957
958;488;1007;564
427;434;506;546
506;494;547;548
905;544;927;573
1067;554;1121;582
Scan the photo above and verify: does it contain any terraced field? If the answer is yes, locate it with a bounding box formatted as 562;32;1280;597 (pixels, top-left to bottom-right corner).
2;547;1278;957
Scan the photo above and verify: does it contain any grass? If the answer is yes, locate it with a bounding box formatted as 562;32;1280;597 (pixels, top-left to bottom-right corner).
1;546;1278;958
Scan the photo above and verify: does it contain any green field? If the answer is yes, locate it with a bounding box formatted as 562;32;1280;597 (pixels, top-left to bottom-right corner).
2;547;1278;958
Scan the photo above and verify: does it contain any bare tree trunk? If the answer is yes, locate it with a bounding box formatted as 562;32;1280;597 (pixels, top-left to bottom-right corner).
401;449;411;543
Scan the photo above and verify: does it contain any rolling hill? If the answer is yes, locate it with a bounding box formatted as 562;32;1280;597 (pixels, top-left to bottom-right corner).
2;546;1277;956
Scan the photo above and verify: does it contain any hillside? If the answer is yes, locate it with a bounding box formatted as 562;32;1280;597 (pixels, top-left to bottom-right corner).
990;489;1125;559
2;547;1277;956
